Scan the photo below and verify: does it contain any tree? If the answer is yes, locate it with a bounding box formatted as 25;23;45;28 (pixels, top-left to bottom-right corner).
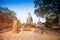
34;0;53;22
34;0;60;28
34;0;60;19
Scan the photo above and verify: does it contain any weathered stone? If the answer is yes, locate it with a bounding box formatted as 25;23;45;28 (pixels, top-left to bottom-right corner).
12;19;19;33
0;13;13;30
26;13;33;26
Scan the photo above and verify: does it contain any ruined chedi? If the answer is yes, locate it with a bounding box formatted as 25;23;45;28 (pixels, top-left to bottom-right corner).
27;13;33;26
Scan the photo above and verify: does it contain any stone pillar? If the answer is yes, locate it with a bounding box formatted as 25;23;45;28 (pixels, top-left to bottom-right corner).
12;19;19;33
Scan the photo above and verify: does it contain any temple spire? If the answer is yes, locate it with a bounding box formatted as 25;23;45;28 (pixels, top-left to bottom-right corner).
27;12;33;25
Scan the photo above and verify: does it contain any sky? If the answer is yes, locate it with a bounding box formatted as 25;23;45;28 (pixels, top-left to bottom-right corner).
0;0;46;23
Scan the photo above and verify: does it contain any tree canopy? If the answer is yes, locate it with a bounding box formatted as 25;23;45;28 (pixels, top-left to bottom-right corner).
34;0;60;18
34;0;60;28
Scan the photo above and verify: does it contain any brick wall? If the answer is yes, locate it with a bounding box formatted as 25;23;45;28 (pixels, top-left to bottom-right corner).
0;12;15;32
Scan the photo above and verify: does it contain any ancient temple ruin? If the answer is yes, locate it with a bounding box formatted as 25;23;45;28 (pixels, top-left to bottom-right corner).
26;12;33;26
12;19;19;33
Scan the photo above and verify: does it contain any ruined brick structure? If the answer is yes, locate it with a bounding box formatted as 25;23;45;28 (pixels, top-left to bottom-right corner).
0;12;16;32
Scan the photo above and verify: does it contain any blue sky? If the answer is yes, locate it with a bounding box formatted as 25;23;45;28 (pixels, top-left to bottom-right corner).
0;0;46;23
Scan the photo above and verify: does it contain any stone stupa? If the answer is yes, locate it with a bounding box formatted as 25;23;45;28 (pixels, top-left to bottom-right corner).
26;12;33;26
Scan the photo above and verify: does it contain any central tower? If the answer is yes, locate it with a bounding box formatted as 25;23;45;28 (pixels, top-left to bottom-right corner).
26;12;33;26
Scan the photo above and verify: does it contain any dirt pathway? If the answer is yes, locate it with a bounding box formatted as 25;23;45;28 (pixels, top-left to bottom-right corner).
0;31;60;40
